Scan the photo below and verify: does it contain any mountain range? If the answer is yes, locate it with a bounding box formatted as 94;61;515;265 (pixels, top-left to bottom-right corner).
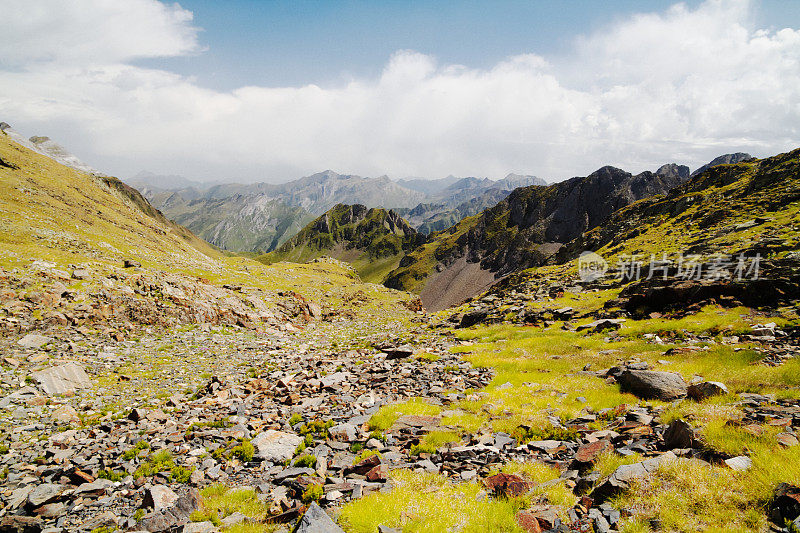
130;170;545;252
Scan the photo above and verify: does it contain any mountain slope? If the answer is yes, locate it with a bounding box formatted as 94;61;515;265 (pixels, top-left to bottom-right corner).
385;165;690;310
258;204;425;283
557;148;799;270
0;125;420;334
157;194;313;253
139;170;427;253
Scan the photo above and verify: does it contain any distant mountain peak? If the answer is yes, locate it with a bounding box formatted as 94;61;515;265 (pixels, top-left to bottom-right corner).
691;152;753;177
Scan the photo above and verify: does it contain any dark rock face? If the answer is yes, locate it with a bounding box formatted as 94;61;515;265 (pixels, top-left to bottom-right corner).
617;370;687;401
655;163;690;181
663;419;696;449
691;152;753;177
771;483;800;525
386;164;687;305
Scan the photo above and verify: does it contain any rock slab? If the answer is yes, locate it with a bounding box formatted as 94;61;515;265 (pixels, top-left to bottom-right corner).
618;370;687;401
32;362;92;395
295;502;345;533
252;430;304;463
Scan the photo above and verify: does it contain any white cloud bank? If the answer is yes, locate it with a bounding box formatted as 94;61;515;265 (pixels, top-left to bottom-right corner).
0;0;798;181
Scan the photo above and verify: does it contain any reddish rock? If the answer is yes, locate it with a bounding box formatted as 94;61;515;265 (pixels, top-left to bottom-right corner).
574;439;612;465
366;463;388;482
515;510;543;533
484;473;531;497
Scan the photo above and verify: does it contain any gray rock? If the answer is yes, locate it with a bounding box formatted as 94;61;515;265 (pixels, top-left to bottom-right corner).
724;456;752;471
295;502;345;533
143;485;179;511
591;452;677;501
220;512;248;527
687;381;728;401
618;370;687;401
74;478;113;496
252;430;303;463
329;422;357;442
183;522;218;533
27;484;64;507
32;362;92;395
17;334;52;349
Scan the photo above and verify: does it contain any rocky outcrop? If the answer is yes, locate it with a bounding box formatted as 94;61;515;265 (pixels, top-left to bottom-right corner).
387;164;689;310
690;152;753;177
260;204;425;283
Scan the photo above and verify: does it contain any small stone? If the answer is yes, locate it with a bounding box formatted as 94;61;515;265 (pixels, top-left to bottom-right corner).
724;456;752;471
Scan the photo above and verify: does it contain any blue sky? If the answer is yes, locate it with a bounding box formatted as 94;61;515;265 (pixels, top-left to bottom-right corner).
139;0;798;89
2;0;800;182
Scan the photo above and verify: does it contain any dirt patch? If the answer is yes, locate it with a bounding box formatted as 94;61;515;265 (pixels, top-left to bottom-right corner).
419;257;499;311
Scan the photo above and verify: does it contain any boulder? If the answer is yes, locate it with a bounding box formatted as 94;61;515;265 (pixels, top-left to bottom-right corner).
295;502;345;533
17;334;51;349
143;485;179;512
252;430;303;463
591;452;677;501
663;419;696;449
687;381;728;401
771;483;800;523
618;370;687;401
32;362;92;395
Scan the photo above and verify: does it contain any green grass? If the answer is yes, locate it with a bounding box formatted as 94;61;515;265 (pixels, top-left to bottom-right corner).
410;430;461;455
191;484;276;531
133;449;193;482
367;398;443;431
339;470;527;533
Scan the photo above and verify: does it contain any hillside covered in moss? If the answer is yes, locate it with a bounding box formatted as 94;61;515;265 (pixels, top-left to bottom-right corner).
258;204;426;283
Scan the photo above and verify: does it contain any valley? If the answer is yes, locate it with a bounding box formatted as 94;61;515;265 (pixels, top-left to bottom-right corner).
1;124;799;533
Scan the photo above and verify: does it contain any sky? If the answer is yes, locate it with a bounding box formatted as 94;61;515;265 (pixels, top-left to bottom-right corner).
1;0;799;183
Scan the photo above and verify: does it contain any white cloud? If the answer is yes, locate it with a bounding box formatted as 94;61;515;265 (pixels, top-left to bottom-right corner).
0;0;200;66
0;0;798;182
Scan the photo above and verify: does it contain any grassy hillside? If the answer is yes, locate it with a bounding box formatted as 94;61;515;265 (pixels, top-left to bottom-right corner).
0;130;419;325
258;204;426;283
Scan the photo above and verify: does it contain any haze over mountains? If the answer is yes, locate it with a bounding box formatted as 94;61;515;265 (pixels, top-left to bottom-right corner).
131;169;546;252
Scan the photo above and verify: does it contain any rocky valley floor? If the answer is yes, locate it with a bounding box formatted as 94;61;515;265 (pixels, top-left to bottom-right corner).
2;273;800;533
